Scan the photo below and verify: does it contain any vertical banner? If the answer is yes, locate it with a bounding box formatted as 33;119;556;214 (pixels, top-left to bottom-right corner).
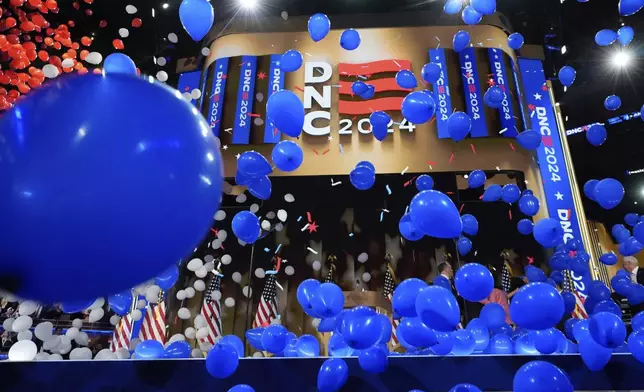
232;56;257;145
207;58;229;137
511;60;529;133
487;49;517;137
177;71;201;107
429;48;452;139
519;57;592;298
458;48;487;137
264;54;284;144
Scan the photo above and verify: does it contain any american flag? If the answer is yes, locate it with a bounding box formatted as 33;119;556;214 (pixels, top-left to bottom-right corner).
139;301;167;343
109;314;133;352
562;269;589;319
501;261;512;293
384;262;400;345
200;268;223;345
325;255;337;283
252;257;280;328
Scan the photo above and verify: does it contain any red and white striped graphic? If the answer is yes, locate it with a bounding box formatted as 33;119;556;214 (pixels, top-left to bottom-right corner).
139;301;167;344
200;273;223;345
571;291;589;319
252;273;278;329
109;314;133;352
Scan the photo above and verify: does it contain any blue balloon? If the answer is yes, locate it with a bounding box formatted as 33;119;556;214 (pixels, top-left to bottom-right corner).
586;124;607;146
590;281;611;301
370;111;391;141
155;265;179;290
397;317;438;348
328;332;354;357
482;184;503;202
508;32;525;50
308;13;330;42
565;318;581;340
206;343;239;378
453;30;471;52
462;6;482;25
455;263;493;302
533;328;564;354
484;86;504;108
402;91;436;124
433;275;452;291
272;140;303;172
451;329;476;355
431;331;455;355
399;213;424;241
626;213;640;226
358;345;388;373
612;275;633;297
513;361;573;392
514;333;539;355
318;358;348;392
247;175;271;201
558;66;576;87
594;178;624;209
409;190;463;239
618;25;635;46
604;95;622;111
61;299;95;314
350;165;376;190
396;70;418;89
340;29;361;50
297;279;321;317
562;291;576;314
590;311;626;348
245;328;265;351
488;334;513;354
280;49;303;73
634;312;644;331
447;111;471;141
628;329;644;362
238;151;271;177
444;0;463;14
340;306;381;350
583;179;599;201
516;130;542;150
620;0;644;15
108;290;133;316
164;340;191;358
359;84;375;99
549;254;569;271
466;318;490;351
518;194;540;216
135;339;164;359
415;286;460;332
266;90;304;138
468;170;486;188
471;0;496;15
261;325;289;353
393;278;427;317
318;316;336;333
421;63;441;84
351;80;368;96
311;283;344;318
457;237;472;256
593;299;621;317
0;74;223;302
232;211;260;244
228;386;254;392
414;174;434;191
104;53;137;75
179;0;214;41
613;223;631;243
533;218;564;248
501;184;520;204
510;282;564;330
295;334;320;357
219;335;244;357
579;332;613;371
595;29;618;46
635;222;644;244
461;214;479;236
525;265;547;283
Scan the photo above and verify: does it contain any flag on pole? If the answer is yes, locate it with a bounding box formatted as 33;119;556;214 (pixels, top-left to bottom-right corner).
200;268;223;345
383;261;400;345
562;269;589;319
139;301;167;343
324;255;337;284
109;314;133;352
252;256;280;328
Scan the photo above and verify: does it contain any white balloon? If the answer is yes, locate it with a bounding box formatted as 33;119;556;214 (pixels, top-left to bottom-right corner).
266;211;276;219
214;210;226;221
75;332;89;346
255;268;265;279
178;308;191;319
362;272;372;282
194;279;206;291
65;327;79;339
194;314;207;329
168;33;178;43
224;297;235;307
89;308;104;323
115;348;131;359
187;258;203;271
185;287;196;298
252;351;264;358
217;229;228;241
191;88;202;100
132;309;143;321
275;223;284;232
204;261;215;272
156;70;168;82
201;47;211;56
35;352;51;361
191;348;203;358
236;193;247;203
176;290;187;300
49;353;63;361
70;347;92;360
12;315;33;332
196;327;209;340
285;266;295;276
277;209;288;222
17;330;32;341
261;220;271;231
232;272;242;283
211;239;222;249
58;343;72;355
242;286;253;298
72;318;83;329
137;299;147;309
9;340;37;361
87;297;105;310
212;290;222;301
43;336;61;351
312;261;321;271
357;252;369;263
129;338;141;351
250;203;259;213
182;92;192;101
43;64;59;78
199;342;213;352
18;301;39;316
169;333;185;343
221;254;232;265
195;266;208;278
204;254;215;263
281;10;289;20
312;318;321;328
145;285;162;303
125;5;137;14
119;28;130;38
284;194;295;203
184;327;196;339
34;322;54;341
61;58;74;68
95;348;117;360
109;315;121;326
2;318;14;331
85;52;103;65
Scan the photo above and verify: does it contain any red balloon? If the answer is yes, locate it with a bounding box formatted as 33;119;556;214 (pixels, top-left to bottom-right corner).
81;36;91;46
10;0;25;7
5;18;17;28
131;18;142;28
38;50;49;61
72;1;80;9
112;39;124;50
45;0;57;10
84;9;92;16
28;0;42;6
99;20;107;28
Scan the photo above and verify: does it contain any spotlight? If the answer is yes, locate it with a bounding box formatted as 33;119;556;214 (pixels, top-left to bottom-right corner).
239;0;258;9
612;50;632;68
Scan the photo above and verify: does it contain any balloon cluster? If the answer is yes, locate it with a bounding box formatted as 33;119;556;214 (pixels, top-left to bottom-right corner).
583;178;625;210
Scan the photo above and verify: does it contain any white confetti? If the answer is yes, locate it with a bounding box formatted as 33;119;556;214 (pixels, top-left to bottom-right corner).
312;261;321;271
266;211;276;219
157;57;167;66
307;247;318;255
256;92;264;102
253;117;264;126
214;210;226;221
280;10;288;20
224;298;235;307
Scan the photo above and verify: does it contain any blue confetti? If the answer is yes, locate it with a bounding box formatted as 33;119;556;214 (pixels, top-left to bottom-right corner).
265;270;278;275
264;247;270;253
297;216;303;222
380;211;384;222
386;184;392;195
275;244;282;254
339;144;344;155
349;233;354;237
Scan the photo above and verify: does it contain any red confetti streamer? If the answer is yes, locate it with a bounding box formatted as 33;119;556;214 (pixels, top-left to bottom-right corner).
306;212;312;223
449;153;455;163
273;128;278;136
403;176;417;187
509;142;515;151
249;113;261;117
294;86;304;92
470;143;476;154
313;149;318;155
426;161;436;165
322;148;330;155
459;204;465;213
508;209;512;220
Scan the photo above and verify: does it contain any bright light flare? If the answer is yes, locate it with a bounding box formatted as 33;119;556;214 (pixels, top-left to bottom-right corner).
612;50;632;68
239;0;258;9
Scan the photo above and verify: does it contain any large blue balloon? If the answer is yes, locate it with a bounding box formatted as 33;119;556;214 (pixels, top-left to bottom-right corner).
508;32;524;50
311;283;344;318
206;343;239;378
179;0;214;41
232;211;260;244
481;303;505;328
397;317;438;348
261;325;289;353
340;29;361;50
155;265;179;290
135;339;164;359
461;214;479;236
416;174;434;191
595;29;618;46
328;332;354;357
513;361;573;392
468;170;486;188
453;30;471;52
238;151;271;177
61;299;95;314
245;328;265;351
586;124;607;146
399;214;424;241
370;111;391;141
619;0;644;16
579;332;613;371
561;291;576;314
593;299;621;316
626;212;640;226
219;335;244;357
396;70;417;89
455;263;493;302
358;346;388;373
108;290;133;316
583;179;599;201
471;0;496;15
533;218;564;248
518;194;540;216
558;66;576;87
628;329;644;362
482;184;502;202
415;286;460;332
164;340;191;358
359;84;375;99
350;165;376;190
466;318;490;352
635;222;644;244
104;53;137;75
526;266;546;283
433;275;452;291
457;237;472;256
0;74;222;302
280;50;303;73
272;140;303;172
447;111;471;141
532;328;561;354
392;278;427;318
295;334;320;357
308;13;330;42
613;223;631;243
488;334;513;354
501;184;520;204
594;178;624;209
431;331;455;355
340;306;381;350
229;386;255;392
451;329;476;355
604;95;622;111
402;91;436;124
516;130;542;150
421;63;442;84
484;86;504;108
510;282;564;330
589;311;626;348
462;6;482;25
247;175;272;201
266;90;305;138
444;0;463;14
409;190;463;239
297;279;321;317
618;25;635;46
317;358;348;392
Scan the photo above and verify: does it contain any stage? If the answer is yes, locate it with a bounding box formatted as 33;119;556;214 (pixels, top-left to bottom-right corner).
1;354;642;391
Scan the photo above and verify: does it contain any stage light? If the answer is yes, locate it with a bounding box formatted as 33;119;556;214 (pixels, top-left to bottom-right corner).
162;3;169;9
612;50;632;68
239;0;258;9
561;45;567;54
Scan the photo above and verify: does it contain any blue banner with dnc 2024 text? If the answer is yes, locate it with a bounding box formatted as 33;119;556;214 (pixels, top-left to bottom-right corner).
458;48;488;137
518;57;592;298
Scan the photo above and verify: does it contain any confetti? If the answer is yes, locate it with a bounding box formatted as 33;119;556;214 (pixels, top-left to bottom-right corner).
401;166;409;175
386;185;392;195
297;216;303;222
265;270;278;275
403;176;417;187
332;180;342;186
275;244;282;254
393;60;401;68
307;247;318;255
301;223;310;232
339;144;344;154
307;212;312;222
509;142;516;151
322;148;330;155
405;206;409;215
295;86;304;92
264;248;270;252
508;209;513;220
249;113;261;118
470;143;476;154
357;75;368;80
459;204;465;213
380;211;384;222
499;128;508;134
449;153;455;163
349;233;354;237
313;149;319;155
224;128;233;133
275;281;284;291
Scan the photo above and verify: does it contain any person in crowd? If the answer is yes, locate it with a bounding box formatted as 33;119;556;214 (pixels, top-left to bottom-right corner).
0;331;13;352
624;256;644;284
